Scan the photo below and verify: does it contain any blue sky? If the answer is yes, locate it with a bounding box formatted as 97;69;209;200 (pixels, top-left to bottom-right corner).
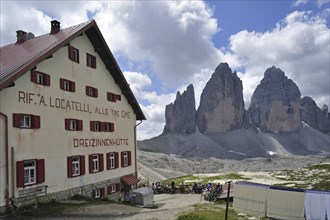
1;0;329;140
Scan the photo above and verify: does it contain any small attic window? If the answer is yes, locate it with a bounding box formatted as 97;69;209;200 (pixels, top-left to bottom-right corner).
68;46;79;63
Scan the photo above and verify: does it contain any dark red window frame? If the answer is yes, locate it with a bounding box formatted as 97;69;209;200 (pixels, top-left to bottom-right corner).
86;53;96;69
108;183;120;194
16;159;45;187
13;113;40;129
65;118;83;131
89;154;104;174
121;151;131;167
107;92;121;102
67;155;85;178
68;45;79;63
86;86;98;98
31;70;50;86
106;152;119;170
60;78;75;92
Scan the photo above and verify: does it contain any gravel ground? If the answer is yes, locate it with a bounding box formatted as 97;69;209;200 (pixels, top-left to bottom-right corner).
41;194;204;220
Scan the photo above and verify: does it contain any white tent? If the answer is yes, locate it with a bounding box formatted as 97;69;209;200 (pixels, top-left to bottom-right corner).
131;187;154;207
233;182;268;217
266;186;305;220
304;190;330;220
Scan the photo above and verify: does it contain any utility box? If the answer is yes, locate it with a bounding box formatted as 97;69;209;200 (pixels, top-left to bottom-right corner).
131;187;154;207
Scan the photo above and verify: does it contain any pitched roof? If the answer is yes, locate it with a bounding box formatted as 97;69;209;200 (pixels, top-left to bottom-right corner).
0;20;146;120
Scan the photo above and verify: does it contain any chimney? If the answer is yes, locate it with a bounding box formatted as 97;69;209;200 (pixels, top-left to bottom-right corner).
50;20;60;34
16;30;27;44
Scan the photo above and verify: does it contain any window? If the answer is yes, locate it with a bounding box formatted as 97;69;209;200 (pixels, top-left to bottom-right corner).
16;159;45;187
90;121;114;132
24;160;36;185
89;154;104;174
13;114;40;129
93;188;105;198
72;156;80;176
93;155;99;172
107;152;119;170
110;184;116;193
104;122;114;132
65;119;83;131
86;53;96;69
86;86;98;98
69;45;79;63
121;151;131;167
60;78;75;92
90;121;101;132
31;70;50;86
108;183;120;194
67;155;85;178
107;92;121;102
21;115;31;128
94;189;100;198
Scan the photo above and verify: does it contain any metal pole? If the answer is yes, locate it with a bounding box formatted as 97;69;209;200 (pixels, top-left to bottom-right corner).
225;181;232;220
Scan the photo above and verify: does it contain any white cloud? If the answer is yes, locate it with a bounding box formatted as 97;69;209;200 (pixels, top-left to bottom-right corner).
124;71;176;140
229;10;330;109
293;0;308;7
317;0;329;7
293;0;328;7
93;1;226;89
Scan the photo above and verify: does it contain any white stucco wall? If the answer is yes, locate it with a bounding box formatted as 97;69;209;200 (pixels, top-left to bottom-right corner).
0;33;137;200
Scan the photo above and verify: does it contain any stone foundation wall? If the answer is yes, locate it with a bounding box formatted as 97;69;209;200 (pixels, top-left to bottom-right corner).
12;177;122;208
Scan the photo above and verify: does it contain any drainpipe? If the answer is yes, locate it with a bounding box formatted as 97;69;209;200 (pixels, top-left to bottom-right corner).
0;112;9;209
134;120;143;179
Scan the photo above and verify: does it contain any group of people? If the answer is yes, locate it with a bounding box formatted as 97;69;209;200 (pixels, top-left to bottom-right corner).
145;181;223;200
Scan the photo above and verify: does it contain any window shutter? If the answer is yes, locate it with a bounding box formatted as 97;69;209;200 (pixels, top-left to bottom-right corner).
13;114;21;128
106;153;110;170
99;154;104;172
71;81;75;92
36;159;45;183
16;161;25;187
68;46;73;60
100;122;105;132
92;56;96;69
33;115;40;129
80;155;85;175
76;49;80;63
107;186;111;195
89;154;93;173
121;152;124;167
31;70;37;83
116;183;120;192
115;152;119;168
94;88;98;97
90;121;95;131
110;123;114;132
128;151;132;166
65;119;70;130
45;74;51;86
67;157;73;177
85;86;90;96
60;78;65;90
100;188;105;197
78;120;83;131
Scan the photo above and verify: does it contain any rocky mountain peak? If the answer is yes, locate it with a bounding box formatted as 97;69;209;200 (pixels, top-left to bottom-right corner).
197;62;245;134
163;84;196;134
300;96;330;133
249;66;301;133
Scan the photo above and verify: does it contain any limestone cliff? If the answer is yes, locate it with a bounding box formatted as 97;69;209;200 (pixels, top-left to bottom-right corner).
249;66;301;133
163;84;196;134
197;63;245;134
300;96;330;133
